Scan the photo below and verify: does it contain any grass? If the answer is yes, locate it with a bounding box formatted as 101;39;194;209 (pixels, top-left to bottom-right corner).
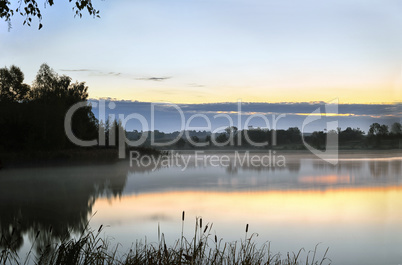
1;211;331;265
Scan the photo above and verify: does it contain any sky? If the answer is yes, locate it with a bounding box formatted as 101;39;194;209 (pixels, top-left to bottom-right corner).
1;0;402;105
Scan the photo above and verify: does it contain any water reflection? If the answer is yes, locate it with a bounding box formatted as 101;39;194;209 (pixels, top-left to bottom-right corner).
125;153;402;194
1;151;401;258
90;187;402;265
391;159;402;175
0;163;128;252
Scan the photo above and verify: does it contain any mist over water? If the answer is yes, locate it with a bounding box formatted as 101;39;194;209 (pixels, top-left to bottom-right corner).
1;151;401;265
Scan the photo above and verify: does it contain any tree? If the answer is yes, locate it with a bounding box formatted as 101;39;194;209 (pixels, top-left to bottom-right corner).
108;119;124;147
391;122;402;135
368;123;381;136
339;127;364;142
367;123;389;146
224;126;238;135
286;127;302;144
379;125;389;136
215;133;229;145
205;135;212;146
0;63;98;151
176;138;186;148
0;65;30;102
0;0;100;30
30;63;89;103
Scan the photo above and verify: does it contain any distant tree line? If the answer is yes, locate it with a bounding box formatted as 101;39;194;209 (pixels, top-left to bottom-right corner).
130;123;402;150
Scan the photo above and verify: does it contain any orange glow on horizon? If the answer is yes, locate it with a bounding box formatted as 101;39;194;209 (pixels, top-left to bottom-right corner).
89;91;400;105
92;186;402;226
87;80;401;105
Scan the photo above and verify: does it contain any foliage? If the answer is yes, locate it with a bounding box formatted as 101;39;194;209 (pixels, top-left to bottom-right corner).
129;123;401;150
391;122;402;135
0;0;100;30
338;127;364;142
0;65;30;102
0;64;98;152
176;138;186;148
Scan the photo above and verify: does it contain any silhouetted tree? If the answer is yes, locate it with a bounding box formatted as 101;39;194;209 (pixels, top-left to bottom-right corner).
308;131;326;150
285;127;302;144
391;122;402;135
242;128;269;147
224;126;238;135
379;125;389;136
0;64;98;152
205;135;211;146
108;119;124;147
368;123;381;136
0;65;30;102
215;133;229;145
367;123;391;146
339;127;364;142
176;138;186;148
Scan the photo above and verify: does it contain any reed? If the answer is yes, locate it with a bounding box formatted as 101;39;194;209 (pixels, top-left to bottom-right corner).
0;212;331;265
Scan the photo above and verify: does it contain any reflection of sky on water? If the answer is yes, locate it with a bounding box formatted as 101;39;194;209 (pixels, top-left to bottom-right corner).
1;151;401;265
123;152;402;195
94;152;402;265
92;187;402;265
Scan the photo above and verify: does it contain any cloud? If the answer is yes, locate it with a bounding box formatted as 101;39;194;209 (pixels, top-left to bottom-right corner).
60;69;173;81
60;69;93;72
60;69;122;77
136;76;172;82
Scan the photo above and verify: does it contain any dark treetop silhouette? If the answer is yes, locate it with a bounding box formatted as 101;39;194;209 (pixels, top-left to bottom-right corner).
0;64;98;152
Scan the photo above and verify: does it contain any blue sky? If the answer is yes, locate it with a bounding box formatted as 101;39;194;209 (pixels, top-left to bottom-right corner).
1;0;402;104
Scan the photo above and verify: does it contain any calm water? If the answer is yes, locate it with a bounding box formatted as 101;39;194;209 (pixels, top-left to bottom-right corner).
1;151;402;265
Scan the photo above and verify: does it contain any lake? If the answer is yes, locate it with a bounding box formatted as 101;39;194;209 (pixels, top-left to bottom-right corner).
1;150;402;265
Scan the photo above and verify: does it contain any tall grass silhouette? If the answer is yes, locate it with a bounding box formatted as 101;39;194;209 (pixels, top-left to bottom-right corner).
0;211;331;265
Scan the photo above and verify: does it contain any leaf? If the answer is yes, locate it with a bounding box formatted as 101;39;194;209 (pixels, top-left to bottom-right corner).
38;23;42;30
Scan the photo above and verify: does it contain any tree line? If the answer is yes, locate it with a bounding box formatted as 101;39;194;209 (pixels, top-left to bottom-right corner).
130;124;402;150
